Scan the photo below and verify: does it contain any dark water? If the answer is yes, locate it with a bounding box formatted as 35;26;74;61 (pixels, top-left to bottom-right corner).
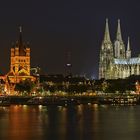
0;105;140;140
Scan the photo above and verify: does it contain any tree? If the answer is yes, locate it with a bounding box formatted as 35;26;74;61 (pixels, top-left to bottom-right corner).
15;79;35;94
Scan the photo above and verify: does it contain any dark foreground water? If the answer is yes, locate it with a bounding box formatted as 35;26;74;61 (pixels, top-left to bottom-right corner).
0;105;140;140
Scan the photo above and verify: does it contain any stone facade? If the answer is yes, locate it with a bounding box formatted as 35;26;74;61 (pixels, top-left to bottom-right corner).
5;27;35;94
99;19;140;79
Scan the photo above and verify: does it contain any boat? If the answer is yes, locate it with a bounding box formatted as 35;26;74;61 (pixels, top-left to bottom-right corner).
98;96;138;105
25;96;80;106
0;96;10;106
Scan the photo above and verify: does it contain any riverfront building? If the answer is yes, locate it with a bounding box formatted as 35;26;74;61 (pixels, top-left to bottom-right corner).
5;27;35;93
99;19;140;79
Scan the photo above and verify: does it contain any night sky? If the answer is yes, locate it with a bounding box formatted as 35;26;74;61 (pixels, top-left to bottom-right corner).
0;0;140;79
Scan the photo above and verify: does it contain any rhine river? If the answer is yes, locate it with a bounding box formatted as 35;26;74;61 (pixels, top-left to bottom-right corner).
0;105;140;140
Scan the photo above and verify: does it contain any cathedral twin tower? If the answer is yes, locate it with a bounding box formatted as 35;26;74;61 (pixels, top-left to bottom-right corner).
99;19;140;79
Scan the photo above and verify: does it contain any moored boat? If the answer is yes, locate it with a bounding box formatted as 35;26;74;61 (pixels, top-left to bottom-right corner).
0;96;10;106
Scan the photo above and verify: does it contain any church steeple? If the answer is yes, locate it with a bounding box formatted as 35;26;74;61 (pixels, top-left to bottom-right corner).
103;18;111;42
19;26;22;45
114;19;125;59
99;19;114;79
127;37;130;50
116;19;122;41
18;26;25;56
126;37;131;59
8;27;32;94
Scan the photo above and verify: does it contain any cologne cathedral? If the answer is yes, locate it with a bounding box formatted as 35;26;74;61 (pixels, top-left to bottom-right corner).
99;19;140;79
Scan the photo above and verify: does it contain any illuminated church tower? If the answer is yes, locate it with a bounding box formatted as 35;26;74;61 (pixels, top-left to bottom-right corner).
114;19;125;59
99;19;114;79
99;19;140;80
6;27;35;93
10;26;30;77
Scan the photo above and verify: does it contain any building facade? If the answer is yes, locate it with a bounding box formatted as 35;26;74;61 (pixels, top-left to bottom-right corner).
5;27;35;93
99;19;140;79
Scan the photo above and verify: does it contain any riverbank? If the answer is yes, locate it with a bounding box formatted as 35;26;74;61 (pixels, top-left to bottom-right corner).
0;95;140;106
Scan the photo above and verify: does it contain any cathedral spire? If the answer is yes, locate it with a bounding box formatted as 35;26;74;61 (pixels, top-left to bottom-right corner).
114;19;125;59
18;26;25;56
19;26;22;45
127;36;130;50
126;36;131;59
116;19;122;41
103;18;111;42
99;19;114;79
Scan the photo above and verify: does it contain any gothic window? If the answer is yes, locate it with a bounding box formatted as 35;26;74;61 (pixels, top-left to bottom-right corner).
13;66;15;72
120;49;122;56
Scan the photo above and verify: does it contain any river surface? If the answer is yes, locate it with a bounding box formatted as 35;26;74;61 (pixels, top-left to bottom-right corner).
0;105;140;140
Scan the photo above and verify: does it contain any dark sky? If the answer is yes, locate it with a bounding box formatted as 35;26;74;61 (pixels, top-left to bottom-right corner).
0;0;140;79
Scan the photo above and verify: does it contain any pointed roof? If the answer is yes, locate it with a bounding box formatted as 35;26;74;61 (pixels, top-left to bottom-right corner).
116;19;123;41
127;37;131;51
19;26;22;45
18;26;26;56
103;18;111;42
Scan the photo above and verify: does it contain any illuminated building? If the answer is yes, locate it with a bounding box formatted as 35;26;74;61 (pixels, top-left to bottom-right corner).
5;27;35;94
135;81;140;94
99;19;140;79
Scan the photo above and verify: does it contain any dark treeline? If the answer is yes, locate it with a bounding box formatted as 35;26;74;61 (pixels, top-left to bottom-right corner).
14;75;140;94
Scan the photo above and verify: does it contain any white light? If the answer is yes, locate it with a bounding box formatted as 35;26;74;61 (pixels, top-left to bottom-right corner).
66;63;71;66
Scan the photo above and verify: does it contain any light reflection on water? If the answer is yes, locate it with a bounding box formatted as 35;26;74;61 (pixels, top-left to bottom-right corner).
0;105;139;140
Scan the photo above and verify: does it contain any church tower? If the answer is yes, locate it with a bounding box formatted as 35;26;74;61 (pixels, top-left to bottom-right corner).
126;37;131;59
5;26;35;93
10;26;30;78
114;19;125;59
99;19;114;79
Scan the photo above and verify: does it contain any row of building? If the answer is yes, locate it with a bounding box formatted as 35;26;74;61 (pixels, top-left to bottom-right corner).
1;20;140;94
